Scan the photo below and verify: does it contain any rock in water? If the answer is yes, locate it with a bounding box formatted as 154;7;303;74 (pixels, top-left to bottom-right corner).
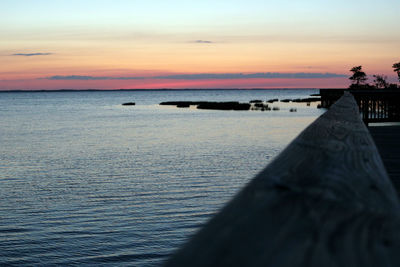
122;102;136;106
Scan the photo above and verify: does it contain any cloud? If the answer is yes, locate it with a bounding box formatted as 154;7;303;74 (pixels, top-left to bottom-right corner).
12;53;53;57
46;72;346;81
48;75;144;80
155;73;346;79
192;40;213;44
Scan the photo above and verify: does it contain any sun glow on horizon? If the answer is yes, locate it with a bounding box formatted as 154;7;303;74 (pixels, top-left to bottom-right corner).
1;0;399;90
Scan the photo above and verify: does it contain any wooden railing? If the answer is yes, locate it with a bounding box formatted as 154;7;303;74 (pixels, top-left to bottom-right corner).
165;92;400;267
320;89;400;124
352;90;400;123
319;88;346;108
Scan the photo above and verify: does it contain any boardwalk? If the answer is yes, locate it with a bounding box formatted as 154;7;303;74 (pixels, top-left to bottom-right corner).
370;125;400;194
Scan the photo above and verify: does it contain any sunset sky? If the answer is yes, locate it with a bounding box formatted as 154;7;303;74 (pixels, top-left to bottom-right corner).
1;0;399;90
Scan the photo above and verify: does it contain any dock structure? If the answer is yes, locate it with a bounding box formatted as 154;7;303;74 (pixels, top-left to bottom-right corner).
319;88;346;108
320;89;400;124
165;93;400;266
370;126;400;194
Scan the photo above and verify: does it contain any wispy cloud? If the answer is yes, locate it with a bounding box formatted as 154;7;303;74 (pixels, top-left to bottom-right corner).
155;73;346;79
46;72;346;81
12;52;53;57
192;40;213;44
48;75;144;80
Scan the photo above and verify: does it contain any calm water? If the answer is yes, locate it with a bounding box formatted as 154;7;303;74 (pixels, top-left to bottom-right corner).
0;89;323;266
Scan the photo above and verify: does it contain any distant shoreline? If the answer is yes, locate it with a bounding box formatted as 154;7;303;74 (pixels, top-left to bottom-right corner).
0;88;332;93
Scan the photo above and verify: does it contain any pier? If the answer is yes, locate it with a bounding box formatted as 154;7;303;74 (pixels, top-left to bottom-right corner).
166;92;400;266
320;89;400;124
370;126;400;194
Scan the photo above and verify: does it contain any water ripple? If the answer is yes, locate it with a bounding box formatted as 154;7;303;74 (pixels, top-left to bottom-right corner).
0;89;321;265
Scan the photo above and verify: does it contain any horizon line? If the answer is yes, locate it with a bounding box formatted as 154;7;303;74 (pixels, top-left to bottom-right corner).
0;87;346;93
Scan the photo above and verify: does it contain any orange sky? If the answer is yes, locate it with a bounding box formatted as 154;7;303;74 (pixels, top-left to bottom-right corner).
1;0;399;90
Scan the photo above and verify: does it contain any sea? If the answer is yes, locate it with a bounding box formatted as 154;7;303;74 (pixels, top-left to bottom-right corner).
0;89;324;266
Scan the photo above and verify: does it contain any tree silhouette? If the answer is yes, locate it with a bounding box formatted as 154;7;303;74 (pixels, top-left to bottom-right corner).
373;75;388;89
393;62;400;82
349;66;368;86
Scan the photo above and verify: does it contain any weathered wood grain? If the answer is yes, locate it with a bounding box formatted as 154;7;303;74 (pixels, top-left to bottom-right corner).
165;92;400;267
